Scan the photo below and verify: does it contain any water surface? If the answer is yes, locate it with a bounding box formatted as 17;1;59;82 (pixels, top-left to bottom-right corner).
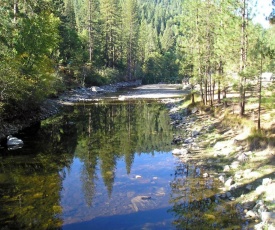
0;101;242;230
0;101;177;229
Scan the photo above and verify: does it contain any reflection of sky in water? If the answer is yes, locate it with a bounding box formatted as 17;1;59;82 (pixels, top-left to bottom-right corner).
61;152;176;230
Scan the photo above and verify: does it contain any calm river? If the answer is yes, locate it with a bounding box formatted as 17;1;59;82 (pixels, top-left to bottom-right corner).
0;100;242;229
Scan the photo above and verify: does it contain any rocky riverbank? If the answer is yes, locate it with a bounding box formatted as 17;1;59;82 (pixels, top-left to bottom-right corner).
58;80;142;103
167;100;275;229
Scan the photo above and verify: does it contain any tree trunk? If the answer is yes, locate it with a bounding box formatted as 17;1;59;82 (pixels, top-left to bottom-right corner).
217;80;221;104
204;78;208;105
239;0;247;116
88;0;93;63
191;84;195;104
14;0;18;23
223;87;227;108
258;53;263;130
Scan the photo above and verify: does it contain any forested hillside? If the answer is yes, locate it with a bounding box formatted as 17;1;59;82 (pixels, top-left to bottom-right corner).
1;0;275;119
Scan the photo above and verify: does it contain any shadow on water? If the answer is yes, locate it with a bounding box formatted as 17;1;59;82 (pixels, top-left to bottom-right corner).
63;207;174;230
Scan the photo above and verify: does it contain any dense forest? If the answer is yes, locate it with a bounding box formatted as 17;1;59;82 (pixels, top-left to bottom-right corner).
0;0;275;118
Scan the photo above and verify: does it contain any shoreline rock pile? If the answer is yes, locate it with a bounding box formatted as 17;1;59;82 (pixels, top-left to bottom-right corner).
59;80;142;103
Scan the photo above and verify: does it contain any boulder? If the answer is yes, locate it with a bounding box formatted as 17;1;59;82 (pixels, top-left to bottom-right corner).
219;175;226;184
262;178;272;186
6;135;24;150
224;178;234;187
172;148;188;155
91;86;105;92
192;130;200;137
246;210;258;218
261;212;275;223
223;165;230;172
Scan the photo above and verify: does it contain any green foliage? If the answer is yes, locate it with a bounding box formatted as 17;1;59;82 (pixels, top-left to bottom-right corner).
2;0;275;119
142;51;179;84
0;2;61;117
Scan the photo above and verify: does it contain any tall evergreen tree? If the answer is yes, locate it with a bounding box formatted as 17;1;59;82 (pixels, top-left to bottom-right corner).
100;0;121;67
122;0;139;80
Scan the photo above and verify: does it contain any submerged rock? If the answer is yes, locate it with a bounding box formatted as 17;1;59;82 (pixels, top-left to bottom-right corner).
131;195;154;212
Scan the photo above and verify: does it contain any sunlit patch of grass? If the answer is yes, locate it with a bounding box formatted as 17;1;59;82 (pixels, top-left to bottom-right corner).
221;111;254;130
180;93;201;108
247;128;268;150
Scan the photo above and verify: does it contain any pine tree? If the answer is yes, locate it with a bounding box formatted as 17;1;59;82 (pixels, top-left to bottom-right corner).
100;0;121;67
122;0;139;80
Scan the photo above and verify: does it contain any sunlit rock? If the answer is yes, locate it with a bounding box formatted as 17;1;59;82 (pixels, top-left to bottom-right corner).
234;171;243;179
246;210;258;218
219;175;226;184
224;178;234;187
262;178;272;186
237;153;249;162
203;173;209;178
261;212;275;223
191;107;198;114
230;161;240;169
223;165;230;172
91;86;104;92
243;168;252;177
256;185;266;195
118;95;126;101
172;148;188;155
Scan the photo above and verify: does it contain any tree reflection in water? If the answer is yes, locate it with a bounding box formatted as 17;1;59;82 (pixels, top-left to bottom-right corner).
1;101;246;229
0;115;77;229
74;101;174;202
0;101;175;229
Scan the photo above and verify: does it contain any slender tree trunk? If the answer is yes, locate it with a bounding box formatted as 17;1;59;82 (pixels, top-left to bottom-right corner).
200;81;204;104
88;0;93;63
223;88;227;108
14;0;18;23
204;78;208;105
218;80;221;104
191;84;195;104
217;60;223;104
239;0;247;116
209;73;213;106
212;80;215;105
258;53;262;130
